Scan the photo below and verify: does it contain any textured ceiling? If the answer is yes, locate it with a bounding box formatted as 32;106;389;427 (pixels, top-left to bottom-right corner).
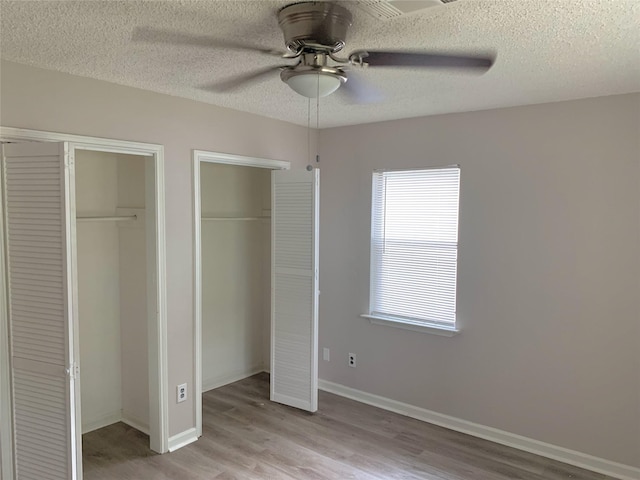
1;0;639;128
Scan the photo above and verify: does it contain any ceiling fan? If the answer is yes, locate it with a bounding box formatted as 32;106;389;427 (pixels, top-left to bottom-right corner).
132;1;494;102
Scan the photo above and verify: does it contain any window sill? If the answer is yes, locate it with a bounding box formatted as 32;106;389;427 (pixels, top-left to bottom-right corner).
360;314;460;337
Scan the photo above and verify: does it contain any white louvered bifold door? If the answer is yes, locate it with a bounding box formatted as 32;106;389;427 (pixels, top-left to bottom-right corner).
270;169;319;412
2;142;81;480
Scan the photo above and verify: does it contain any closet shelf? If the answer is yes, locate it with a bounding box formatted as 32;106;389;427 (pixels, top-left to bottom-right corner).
77;215;137;222
201;216;270;222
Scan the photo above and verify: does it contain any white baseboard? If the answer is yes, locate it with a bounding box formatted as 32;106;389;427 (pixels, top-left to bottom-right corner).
122;413;150;436
202;365;264;393
168;427;198;452
83;410;150;437
82;410;123;434
318;380;640;480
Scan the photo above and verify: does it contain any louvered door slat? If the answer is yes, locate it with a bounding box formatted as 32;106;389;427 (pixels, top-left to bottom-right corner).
13;369;68;479
11;265;64;274
3;142;78;480
10;302;65;316
270;169;319;412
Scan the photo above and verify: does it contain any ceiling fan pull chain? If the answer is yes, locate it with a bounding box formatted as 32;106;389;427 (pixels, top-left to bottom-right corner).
307;96;312;165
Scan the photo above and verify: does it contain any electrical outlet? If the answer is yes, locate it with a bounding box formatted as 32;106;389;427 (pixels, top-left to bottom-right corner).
348;353;356;368
323;347;330;361
177;383;187;403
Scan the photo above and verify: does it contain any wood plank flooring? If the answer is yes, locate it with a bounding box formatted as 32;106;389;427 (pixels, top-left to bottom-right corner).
83;373;615;480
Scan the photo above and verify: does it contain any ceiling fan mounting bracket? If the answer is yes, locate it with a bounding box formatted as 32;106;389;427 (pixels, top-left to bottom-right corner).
348;51;371;67
280;62;347;84
278;2;353;54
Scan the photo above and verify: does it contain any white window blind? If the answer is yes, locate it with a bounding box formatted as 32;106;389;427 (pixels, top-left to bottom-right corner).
369;166;460;329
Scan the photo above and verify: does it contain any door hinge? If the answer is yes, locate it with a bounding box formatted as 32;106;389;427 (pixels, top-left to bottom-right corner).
64;152;74;168
66;363;79;379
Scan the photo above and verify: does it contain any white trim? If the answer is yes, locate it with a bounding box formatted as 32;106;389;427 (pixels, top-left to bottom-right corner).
318;380;640;480
1;126;161;156
312;169;320;412
192;149;290;439
81;410;149;436
148;149;169;454
65;143;83;479
192;155;202;438
82;411;123;435
202;365;265;393
168;427;198;452
361;314;460;337
0;127;170;463
0;148;14;480
193;150;290;170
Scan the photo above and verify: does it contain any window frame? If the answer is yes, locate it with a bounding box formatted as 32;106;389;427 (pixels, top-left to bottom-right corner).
362;165;461;336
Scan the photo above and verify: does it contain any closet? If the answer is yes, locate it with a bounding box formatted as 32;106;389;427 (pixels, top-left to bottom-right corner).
194;152;320;423
2;139;166;480
74;150;149;435
200;162;271;391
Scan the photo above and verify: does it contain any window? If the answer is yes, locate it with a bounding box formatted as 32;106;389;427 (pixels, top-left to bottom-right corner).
364;166;460;335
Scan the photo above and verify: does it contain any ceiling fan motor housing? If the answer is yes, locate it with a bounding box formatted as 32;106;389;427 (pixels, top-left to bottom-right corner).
278;2;353;53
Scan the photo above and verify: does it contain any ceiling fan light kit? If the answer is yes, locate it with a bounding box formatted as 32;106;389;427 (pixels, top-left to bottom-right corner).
281;68;346;98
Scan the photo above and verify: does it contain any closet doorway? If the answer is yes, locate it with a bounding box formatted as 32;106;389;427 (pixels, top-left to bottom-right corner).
193;150;320;437
193;150;290;437
75;151;156;440
0;127;168;480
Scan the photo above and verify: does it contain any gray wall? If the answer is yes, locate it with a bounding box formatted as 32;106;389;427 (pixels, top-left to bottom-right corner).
317;93;640;468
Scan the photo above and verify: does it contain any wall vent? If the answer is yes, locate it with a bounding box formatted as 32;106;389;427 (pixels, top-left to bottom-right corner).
355;0;458;20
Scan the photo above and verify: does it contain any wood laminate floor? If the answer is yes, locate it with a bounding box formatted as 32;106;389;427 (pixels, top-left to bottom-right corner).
83;373;615;480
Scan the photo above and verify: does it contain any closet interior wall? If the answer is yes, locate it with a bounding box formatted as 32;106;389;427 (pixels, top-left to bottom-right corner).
201;163;271;391
75;150;149;434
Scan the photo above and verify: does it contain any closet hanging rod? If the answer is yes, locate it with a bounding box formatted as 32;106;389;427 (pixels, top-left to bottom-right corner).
201;216;270;222
76;215;137;222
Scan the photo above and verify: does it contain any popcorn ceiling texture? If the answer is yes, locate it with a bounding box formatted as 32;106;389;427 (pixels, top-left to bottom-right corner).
0;0;638;128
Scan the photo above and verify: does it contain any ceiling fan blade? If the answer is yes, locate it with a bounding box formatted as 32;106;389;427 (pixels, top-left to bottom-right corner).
340;70;385;104
132;27;286;57
200;66;287;93
349;50;495;71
